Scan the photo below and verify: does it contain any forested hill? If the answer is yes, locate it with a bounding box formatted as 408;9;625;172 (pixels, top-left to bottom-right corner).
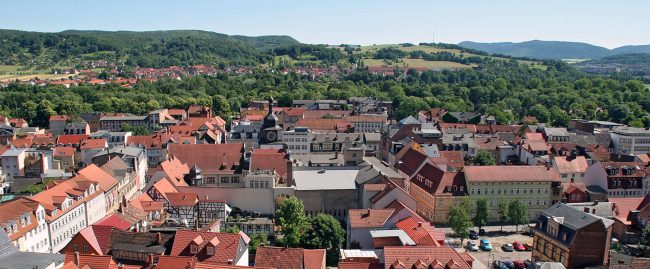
458;40;650;60
0;29;299;67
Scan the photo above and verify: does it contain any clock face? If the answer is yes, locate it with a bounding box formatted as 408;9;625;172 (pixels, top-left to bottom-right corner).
266;131;277;142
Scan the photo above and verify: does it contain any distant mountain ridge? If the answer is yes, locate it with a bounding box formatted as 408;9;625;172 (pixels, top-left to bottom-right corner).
458;40;650;59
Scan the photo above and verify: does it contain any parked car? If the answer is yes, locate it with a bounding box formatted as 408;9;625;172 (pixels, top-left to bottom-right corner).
466;241;479;251
513;260;526;269
501;243;515;252
512;241;526;251
480;239;492;251
492;260;508;269
469;230;479;240
501;260;515;269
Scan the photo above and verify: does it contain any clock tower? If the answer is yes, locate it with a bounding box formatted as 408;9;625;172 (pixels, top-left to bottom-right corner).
259;96;282;145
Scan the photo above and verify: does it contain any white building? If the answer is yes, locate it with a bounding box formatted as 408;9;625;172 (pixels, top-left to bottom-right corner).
610;126;650;155
0;198;50;253
282;127;313;155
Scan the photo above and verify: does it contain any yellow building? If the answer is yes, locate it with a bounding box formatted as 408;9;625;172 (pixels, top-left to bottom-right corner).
464;166;562;221
409;161;467;224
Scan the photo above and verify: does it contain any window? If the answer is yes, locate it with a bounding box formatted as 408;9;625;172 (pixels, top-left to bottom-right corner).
83;245;89;252
206;246;215;255
190;244;198;254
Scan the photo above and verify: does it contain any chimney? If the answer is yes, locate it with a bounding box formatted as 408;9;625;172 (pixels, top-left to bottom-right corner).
74;251;80;266
156;232;162;244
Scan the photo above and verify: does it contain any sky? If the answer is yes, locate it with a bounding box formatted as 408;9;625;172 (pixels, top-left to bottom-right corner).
1;0;648;49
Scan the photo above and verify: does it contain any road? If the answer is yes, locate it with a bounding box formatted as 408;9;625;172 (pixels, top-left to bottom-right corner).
442;224;535;268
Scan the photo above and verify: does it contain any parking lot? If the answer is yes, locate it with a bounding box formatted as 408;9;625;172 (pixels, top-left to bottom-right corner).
443;226;534;268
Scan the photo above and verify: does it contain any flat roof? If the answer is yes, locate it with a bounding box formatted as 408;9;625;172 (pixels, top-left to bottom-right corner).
369;230;416;246
293;167;359;190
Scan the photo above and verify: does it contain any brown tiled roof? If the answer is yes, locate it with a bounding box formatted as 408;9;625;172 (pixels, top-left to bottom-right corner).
294;118;351;132
439;151;464;169
63;252;120;269
250;148;290;180
166;192;198;207
0;197;40;241
562;182;587;194
440;123;477;134
464;166;560;183
411;162;466;196
554;156;589;174
348;209;395;228
382;246;472;269
395;146;427;177
255;247;325;269
338;262;384;269
170;230;243;265
54;146;77;157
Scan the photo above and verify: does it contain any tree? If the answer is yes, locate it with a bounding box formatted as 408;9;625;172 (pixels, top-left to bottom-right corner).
498;200;510;231
223;226;240;234
609;104;632;123
528;104;551;123
630;118;644;128
640;225;650;254
275;196;310;247
397;96;429;119
473;198;489;230
248;233;269;254
448;202;473;244
121;123;149;136
473;150;496;166
212;95;231;118
508;199;529;231
303;214;345;266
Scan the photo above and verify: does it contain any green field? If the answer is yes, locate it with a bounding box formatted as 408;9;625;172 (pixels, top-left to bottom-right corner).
363;58;474;69
0;64;76;81
358;44;541;66
645;84;650;90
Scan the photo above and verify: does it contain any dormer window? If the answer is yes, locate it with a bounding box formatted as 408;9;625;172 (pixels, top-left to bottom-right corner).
190;244;198;254
206;246;215;256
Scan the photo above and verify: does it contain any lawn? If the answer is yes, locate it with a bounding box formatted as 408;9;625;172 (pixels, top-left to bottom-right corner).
0;64;77;81
363;58;474;69
645;84;650;90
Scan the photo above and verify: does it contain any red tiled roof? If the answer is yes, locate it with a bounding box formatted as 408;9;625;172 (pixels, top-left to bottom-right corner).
440;123;477;134
166;192;198;207
77;164;119;193
80;138;107;150
464;166;560;183
170;230;243;265
63;252;120;269
255;247;325;269
439;151;464;169
10;136;33;148
525;133;544;140
562;182;587;194
524;139;549;152
382;246;472;269
152;178;179;200
50;115;69;121
295;118;350;131
395;217;444;246
411;162;466;196
250;148;290;180
610;197;645;225
338;262;383;269
168;143;244;173
348;209;394;228
58;134;90;145
302;110;350;119
93;213;132;231
127;133;196;149
395;145;428;177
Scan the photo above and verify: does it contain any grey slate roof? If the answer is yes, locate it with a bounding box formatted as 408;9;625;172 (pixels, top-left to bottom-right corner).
398;116;420;125
0;229;64;269
540;202;614;230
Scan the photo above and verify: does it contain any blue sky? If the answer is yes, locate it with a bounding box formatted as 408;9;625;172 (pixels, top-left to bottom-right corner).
1;0;648;48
